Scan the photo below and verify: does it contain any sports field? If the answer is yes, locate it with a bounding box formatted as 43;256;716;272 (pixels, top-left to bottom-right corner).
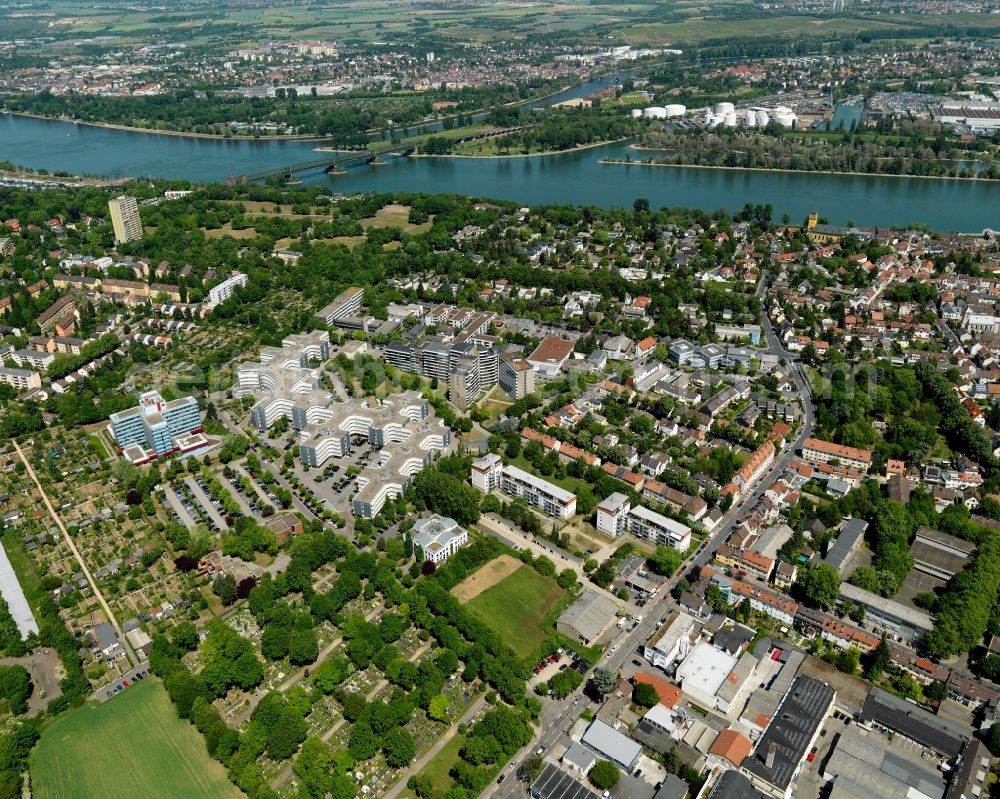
459;559;565;657
31;680;242;799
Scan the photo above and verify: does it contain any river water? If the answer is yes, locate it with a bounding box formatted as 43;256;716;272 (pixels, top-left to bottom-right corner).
2;111;998;231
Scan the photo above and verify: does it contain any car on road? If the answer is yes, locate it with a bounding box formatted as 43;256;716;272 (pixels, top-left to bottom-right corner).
807;747;817;762
496;775;505;785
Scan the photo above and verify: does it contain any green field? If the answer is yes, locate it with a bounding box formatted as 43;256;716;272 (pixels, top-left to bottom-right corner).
31;680;243;799
400;734;467;799
464;564;565;657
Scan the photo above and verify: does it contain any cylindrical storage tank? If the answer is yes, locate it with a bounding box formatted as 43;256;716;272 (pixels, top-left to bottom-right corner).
664;103;686;118
715;101;735;116
724;112;738;127
630;108;643;119
642;106;668;119
744;112;756;128
756;110;769;126
775;112;796;127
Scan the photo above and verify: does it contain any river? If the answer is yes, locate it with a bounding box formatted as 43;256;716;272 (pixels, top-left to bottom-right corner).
2;112;998;231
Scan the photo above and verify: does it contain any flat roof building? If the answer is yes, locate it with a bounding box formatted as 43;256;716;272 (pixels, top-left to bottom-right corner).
580;719;643;770
743;676;835;799
530;763;602;799
411;514;468;564
500;353;536;399
108;390;204;465
0;367;41;391
627;505;691;552
527;336;575;378
207;272;248;305
821;725;947;799
909;526;975;581
499;464;576;519
838;582;934;643
860;687;970;759
557;591;618;646
109;195;142;244
316;286;364;325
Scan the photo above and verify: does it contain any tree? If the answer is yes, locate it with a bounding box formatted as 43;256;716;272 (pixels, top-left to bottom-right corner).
266;707;308;761
428;694;450;721
589;761;620;790
864;634;891;681
294;737;332;799
212;574;237;606
987;723;1000;756
518;754;544;783
349;721;379;761
171;621;199;652
382;728;416;767
799;563;841;608
632;681;659;709
591;667;617;695
648;545;681;577
557;569;577;590
288;629;319;665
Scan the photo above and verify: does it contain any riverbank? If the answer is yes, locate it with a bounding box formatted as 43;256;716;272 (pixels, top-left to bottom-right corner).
4;80;584;145
0;168;128;187
7;112;329;141
600;156;996;183
416;138;629;160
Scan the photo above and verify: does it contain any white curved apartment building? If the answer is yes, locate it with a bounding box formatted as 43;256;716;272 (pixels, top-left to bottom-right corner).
296;392;451;519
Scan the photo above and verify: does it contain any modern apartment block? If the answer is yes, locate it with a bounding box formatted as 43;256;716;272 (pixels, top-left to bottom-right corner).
108;195;143;244
298;392;450;519
595;491;691;551
499;353;535;399
236;331;332;433
316;287;364;325
496;463;576;519
207;272;248;305
0;367;41;391
596;491;631;536
236;331;448;519
449;358;480;409
626;505;692;551
108;390;205;464
802;437;872;472
470;453;503;492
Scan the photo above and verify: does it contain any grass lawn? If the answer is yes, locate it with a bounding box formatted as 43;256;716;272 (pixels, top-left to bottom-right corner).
400;734;466;799
464;564;565;658
31;680;242;799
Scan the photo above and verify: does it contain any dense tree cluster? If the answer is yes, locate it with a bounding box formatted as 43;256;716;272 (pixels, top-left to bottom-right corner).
638;126;1000;180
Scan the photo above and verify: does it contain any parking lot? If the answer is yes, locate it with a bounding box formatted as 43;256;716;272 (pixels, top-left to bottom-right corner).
96;659;152;702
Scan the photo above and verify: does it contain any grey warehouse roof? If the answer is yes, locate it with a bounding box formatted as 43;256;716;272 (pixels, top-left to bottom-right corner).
744;676;835;791
580;719;643;768
558;591;618;642
860;688;970;759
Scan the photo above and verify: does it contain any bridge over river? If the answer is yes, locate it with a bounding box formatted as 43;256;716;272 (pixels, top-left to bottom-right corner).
238;126;526;182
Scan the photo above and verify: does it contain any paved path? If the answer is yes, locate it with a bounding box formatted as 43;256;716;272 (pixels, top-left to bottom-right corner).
271;639;433;790
228;602;386;727
13;440;136;666
381;695;489;799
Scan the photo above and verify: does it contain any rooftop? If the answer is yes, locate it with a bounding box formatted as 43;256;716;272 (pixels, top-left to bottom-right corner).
744;676;835;791
530;763;603;799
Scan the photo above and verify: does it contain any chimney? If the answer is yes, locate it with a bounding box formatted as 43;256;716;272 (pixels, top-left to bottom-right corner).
764;741;776;769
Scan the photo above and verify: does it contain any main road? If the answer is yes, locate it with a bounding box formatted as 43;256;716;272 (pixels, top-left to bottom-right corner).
485;278;816;799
